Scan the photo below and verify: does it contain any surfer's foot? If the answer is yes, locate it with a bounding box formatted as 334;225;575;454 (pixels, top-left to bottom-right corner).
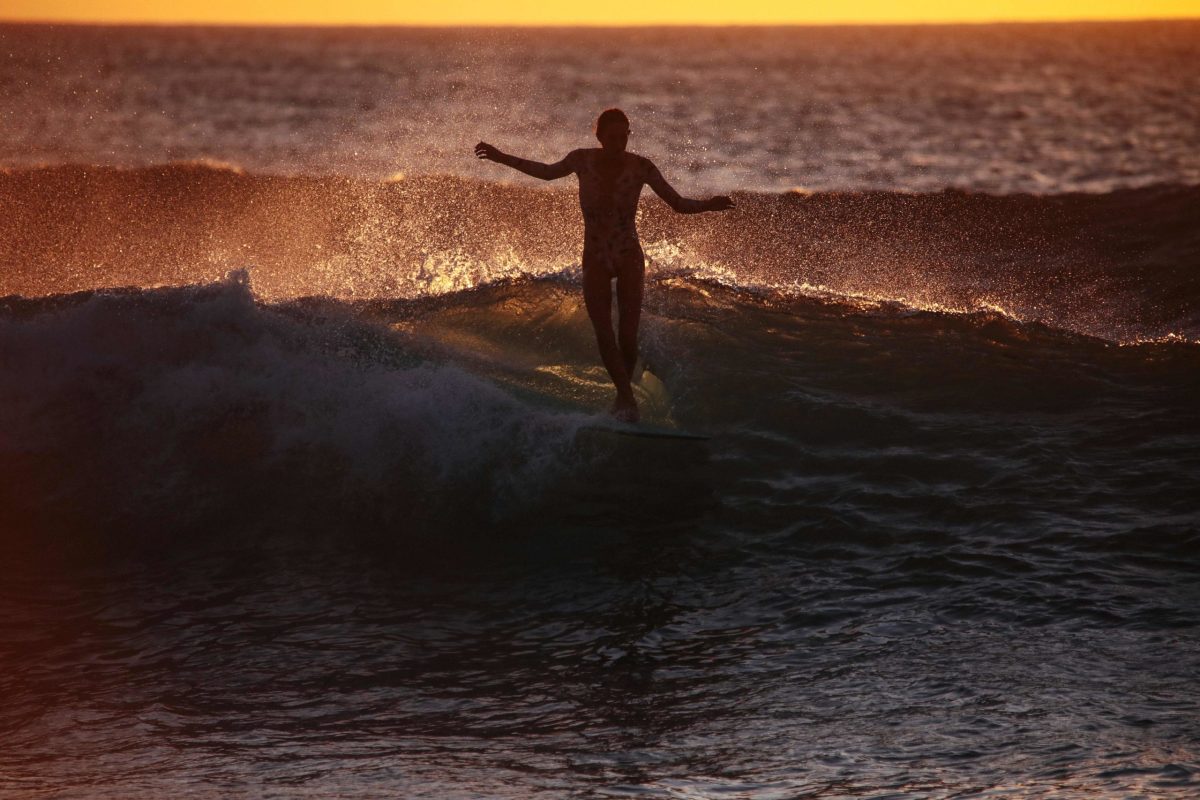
611;393;639;424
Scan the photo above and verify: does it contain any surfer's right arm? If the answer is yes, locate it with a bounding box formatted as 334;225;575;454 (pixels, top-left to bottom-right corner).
644;159;734;213
474;142;577;181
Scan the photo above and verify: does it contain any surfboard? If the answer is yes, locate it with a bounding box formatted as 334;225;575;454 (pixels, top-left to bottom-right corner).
412;332;708;441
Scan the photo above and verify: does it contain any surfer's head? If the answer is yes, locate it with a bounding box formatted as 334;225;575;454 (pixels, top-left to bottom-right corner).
595;108;629;153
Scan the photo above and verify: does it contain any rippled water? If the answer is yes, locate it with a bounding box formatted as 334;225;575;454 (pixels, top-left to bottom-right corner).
2;21;1199;192
6;539;1197;799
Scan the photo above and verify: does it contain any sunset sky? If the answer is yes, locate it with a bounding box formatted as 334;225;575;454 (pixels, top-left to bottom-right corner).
4;0;1199;25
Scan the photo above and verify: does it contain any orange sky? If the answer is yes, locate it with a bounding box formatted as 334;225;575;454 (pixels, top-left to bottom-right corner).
3;0;1199;25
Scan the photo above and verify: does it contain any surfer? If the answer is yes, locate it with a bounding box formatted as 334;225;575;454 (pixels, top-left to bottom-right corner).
475;109;733;423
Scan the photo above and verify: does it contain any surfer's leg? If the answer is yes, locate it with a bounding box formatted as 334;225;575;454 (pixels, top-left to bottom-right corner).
583;260;638;422
615;251;645;380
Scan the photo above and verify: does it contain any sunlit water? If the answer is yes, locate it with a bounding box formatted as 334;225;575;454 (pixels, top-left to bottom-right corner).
2;22;1199;192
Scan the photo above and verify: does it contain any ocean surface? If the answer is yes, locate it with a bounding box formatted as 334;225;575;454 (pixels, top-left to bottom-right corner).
4;22;1200;193
1;21;1199;799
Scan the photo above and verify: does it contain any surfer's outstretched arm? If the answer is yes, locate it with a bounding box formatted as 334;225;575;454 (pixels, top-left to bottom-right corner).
645;160;734;214
475;142;577;181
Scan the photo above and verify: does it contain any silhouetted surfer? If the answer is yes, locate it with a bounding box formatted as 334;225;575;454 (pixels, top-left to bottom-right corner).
475;108;733;422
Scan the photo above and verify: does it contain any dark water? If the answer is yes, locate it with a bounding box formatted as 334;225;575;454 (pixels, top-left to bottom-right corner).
2;20;1200;799
2;270;1198;797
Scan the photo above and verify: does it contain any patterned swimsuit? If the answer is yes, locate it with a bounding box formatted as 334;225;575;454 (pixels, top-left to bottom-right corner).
509;148;708;278
571;149;652;278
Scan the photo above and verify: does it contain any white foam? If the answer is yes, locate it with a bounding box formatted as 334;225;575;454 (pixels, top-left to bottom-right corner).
0;274;588;530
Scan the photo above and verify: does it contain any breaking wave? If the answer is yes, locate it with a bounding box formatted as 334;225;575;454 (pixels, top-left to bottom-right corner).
1;164;1197;344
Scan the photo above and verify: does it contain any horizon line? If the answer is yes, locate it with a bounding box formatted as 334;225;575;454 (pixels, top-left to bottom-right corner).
3;15;1199;29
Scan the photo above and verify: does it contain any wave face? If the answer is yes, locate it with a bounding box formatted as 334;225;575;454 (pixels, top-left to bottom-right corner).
2;260;1196;535
3;165;1198;344
0;276;604;538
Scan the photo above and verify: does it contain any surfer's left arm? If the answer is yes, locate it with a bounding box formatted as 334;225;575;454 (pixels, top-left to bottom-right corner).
474;142;577;181
645;159;734;214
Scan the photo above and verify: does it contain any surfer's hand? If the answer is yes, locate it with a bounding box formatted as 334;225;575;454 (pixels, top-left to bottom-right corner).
474;142;504;162
708;195;735;211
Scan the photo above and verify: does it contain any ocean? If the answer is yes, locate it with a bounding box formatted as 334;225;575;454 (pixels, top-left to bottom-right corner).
1;21;1199;798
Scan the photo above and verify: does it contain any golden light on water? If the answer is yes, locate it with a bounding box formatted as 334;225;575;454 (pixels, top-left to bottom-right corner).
4;0;1199;25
